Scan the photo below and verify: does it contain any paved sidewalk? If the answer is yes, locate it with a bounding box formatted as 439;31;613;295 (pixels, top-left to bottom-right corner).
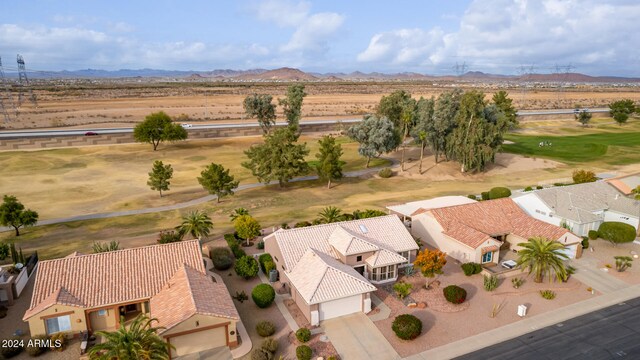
405;284;640;360
369;293;391;321
257;270;299;332
323;313;400;360
570;257;628;293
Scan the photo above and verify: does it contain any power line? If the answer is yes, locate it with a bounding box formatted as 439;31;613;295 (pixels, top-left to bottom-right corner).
16;54;37;108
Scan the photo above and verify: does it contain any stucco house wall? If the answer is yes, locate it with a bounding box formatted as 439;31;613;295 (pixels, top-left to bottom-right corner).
27;304;87;336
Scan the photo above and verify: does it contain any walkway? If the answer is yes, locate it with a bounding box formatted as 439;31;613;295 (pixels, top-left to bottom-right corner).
405;284;640;360
569;257;628;293
257;270;300;332
0;159;397;232
323;313;400;360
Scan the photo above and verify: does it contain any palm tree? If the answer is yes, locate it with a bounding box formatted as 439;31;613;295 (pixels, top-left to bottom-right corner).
176;210;213;241
229;208;249;222
318;206;343;224
89;314;172;360
517;237;569;283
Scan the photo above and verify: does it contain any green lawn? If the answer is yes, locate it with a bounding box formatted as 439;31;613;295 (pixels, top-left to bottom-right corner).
503;131;640;165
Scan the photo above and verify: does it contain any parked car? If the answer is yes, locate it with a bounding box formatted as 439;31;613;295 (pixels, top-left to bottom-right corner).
181;123;193;128
501;260;518;269
84;131;98;136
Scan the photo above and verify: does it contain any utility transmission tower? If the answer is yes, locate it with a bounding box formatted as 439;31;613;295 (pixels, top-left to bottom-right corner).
453;61;468;76
16;54;37;108
518;64;536;108
0;56;15;123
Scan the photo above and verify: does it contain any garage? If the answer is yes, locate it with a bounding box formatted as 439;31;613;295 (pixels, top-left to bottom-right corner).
558;244;578;259
169;325;227;358
318;295;362;321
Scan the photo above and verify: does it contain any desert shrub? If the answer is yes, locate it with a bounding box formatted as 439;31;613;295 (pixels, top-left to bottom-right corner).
280;223;290;229
393;282;413;299
524;186;533;192
25;335;49;356
461;262;482;276
261;337;279;353
403;266;415;276
489;187;512;199
581;237;589;249
235;256;259;279
232;291;248;303
391;314;422;340
481;191;490;200
225;233;246;259
296;345;312;360
378;167;393;178
294;221;312;228
251;349;270;360
467;194;478;200
443;285;467;304
49;332;67;352
484;274;499;291
252;284;275;308
588;230;599;240
598;222;636;244
296;328;311;343
0;242;9;260
572;169;597;184
615;256;633;272
1;336;24;358
256;241;265;250
256;321;276;337
211;247;234;270
511;277;524;289
352;209;387;219
536;185;544;190
258;253;274;273
540;290;556;300
157;230;183;244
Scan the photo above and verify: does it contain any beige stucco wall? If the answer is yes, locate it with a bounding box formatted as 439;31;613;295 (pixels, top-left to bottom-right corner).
27;304;87;336
345;251;376;266
88;307;117;331
170;326;227;358
162;314;236;342
475;238;500;264
291;287;312;322
264;235;287;273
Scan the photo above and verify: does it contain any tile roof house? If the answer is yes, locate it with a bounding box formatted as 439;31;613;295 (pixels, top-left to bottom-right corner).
386;195;478;220
24;240;239;359
264;215;417;325
411;198;583;264
606;172;640;195
513;181;640;236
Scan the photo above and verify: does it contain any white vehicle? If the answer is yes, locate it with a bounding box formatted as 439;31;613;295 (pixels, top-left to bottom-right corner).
501;260;518;269
181;123;193;128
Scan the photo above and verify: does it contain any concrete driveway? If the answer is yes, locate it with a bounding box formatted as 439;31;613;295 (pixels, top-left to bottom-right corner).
322;313;400;360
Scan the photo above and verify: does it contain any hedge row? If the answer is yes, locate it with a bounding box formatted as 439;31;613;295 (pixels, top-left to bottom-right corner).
598;222;636;244
225;233;246;259
258;253;276;274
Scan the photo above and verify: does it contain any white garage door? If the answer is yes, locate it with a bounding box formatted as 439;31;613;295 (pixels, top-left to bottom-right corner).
170;326;227;358
558;244;578;259
319;295;362;321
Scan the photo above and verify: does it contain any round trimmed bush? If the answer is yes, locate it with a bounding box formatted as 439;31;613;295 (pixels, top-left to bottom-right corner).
256;321;276;337
598;222;636;244
295;327;311;343
252;284;275;308
588;230;599;240
211;247;234;270
296;345;312;360
251;349;270;360
378;167;393;178
235;256;259;279
524;186;533;192
481;191;490;200
261;337;279;353
489;187;512;199
391;314;422;340
443;285;467;304
461;262;482;276
581;237;589;249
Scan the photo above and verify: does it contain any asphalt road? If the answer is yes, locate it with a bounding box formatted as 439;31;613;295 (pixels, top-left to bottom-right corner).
455;296;640;360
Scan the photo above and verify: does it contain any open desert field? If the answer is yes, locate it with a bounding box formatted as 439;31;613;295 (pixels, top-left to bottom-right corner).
5;81;640;129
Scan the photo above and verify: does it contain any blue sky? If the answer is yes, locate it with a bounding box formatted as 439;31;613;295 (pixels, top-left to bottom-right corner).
1;0;639;76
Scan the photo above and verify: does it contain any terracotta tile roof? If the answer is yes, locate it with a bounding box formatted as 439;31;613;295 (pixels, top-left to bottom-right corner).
328;226;380;256
606;172;640;195
151;265;239;333
481;245;499;254
430;198;572;249
265;215;418;271
24;240;206;320
287;249;376;304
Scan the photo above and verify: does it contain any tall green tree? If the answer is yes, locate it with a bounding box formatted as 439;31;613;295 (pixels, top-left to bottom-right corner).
278;84;307;129
234;215;261;246
432;89;462;162
492;90;518;129
89;314;172;360
197;163;239;203
133;111;188;151
411;97;435;173
0;195;38;236
377;90;416;170
609;99;636;125
147;160;173;197
516;237;568;283
315;135;344;189
347;115;400;168
176;210;213;241
448;90;509;172
243;94;277;134
575;109;592;126
229;208;250;222
242;127;310;187
318;206;343;224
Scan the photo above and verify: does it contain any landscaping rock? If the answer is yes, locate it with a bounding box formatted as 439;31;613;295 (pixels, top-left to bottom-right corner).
407;303;417;308
417;302;427;309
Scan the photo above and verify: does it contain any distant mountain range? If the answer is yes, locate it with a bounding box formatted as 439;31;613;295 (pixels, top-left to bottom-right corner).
23;67;640;83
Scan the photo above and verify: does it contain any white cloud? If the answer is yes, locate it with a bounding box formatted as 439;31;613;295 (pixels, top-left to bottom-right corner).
358;0;640;75
108;21;135;33
250;0;311;27
281;12;344;55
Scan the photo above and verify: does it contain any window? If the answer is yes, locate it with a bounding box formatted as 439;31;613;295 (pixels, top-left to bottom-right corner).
397;251;410;265
97;309;107;316
372;265;396;281
45;315;71;335
482;251;493;264
356;255;362;262
535;209;547;216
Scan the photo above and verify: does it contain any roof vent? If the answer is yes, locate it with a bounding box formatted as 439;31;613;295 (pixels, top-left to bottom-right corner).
358;224;368;234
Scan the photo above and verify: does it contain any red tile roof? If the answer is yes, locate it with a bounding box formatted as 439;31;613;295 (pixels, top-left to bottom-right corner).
24;240;207;320
430;198;571;249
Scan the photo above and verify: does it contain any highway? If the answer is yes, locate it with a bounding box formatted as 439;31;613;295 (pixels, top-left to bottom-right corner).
0;108;610;139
